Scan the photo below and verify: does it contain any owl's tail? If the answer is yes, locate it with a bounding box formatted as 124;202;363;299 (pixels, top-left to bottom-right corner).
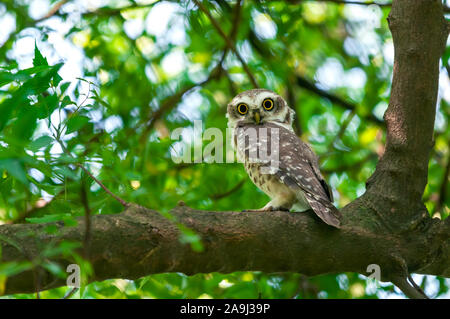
303;193;342;228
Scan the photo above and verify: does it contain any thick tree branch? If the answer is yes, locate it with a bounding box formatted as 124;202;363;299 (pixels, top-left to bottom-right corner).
0;204;448;296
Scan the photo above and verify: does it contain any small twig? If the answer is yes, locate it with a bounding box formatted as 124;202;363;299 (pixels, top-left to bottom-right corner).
223;68;238;96
210;178;246;200
230;0;243;42
80;176;92;259
390;256;429;299
83;0;163;17
140;79;208;145
290;275;318;299
35;0;70;23
392;275;429;299
327;110;356;152
204;0;243;97
33;268;41;299
295;76;382;125
63;287;79;299
193;0;259;88
246;28;382;126
321;152;377;174
76;163;129;207
52;132;129;208
139;52;226;146
407;275;427;297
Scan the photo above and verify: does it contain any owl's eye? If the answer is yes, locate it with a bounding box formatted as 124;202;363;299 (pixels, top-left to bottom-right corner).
237;103;248;115
262;98;274;111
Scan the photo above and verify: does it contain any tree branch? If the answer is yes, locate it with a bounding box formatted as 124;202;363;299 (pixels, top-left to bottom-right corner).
35;0;70;23
209;178;246;200
138;63;222;145
193;0;259;88
295;76;383;125
246;29;383;126
139;0;242;144
0;203;448;296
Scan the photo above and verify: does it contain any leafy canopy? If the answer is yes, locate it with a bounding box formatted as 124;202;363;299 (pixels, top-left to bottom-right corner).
0;0;449;299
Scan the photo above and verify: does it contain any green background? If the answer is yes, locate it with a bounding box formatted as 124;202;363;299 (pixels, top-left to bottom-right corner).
0;0;449;298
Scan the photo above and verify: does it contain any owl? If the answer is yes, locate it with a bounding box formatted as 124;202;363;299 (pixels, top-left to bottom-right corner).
226;89;341;228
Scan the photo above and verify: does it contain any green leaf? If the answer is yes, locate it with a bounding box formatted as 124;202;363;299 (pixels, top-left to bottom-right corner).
11;106;38;141
41;261;66;279
178;224;204;252
0;159;28;184
60;82;71;95
36;94;59;119
66;115;90;134
61;95;76;108
0;98;15;132
0;62;18;70
52;72;63;87
19;65;51;75
33;43;48;67
0;71;17;86
29;135;54;152
53;166;79;179
0;261;33;277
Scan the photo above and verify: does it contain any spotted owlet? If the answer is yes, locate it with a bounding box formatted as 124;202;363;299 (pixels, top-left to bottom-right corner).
226;89;341;228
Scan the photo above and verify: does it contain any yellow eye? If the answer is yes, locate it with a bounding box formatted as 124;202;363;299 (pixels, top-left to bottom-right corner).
262;98;274;111
237;103;248;115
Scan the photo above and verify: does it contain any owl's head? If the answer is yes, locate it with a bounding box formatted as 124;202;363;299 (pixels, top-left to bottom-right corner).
226;89;295;130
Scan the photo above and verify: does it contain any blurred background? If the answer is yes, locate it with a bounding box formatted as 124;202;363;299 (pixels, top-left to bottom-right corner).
0;0;449;298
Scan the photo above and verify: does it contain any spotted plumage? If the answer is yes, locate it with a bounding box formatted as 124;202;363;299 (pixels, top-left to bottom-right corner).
226;89;342;228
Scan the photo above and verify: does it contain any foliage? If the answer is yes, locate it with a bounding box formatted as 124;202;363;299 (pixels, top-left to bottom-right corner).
0;0;449;299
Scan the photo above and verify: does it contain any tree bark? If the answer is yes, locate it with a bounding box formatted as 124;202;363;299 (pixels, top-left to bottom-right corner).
0;204;449;296
0;0;449;298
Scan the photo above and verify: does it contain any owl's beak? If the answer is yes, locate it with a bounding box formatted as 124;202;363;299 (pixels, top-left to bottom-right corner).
253;111;261;124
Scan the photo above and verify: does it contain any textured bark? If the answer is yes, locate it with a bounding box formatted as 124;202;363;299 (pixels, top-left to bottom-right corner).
0;204;448;296
362;0;450;231
0;0;449;298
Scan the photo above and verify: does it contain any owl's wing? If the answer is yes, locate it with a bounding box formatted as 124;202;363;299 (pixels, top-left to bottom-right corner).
301;143;334;202
275;168;341;228
267;124;341;228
